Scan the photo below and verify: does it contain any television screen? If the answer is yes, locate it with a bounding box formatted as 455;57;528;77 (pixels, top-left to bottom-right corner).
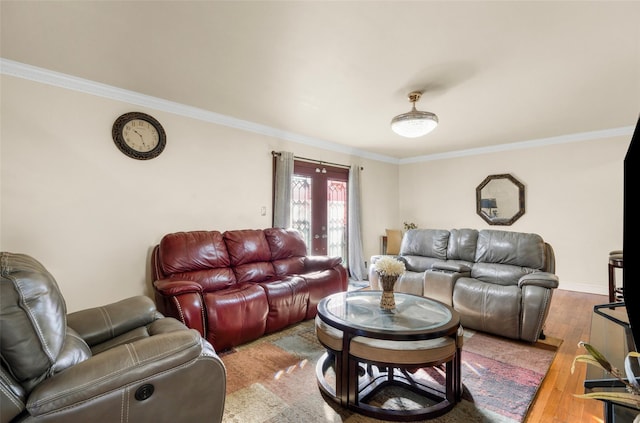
623;115;640;351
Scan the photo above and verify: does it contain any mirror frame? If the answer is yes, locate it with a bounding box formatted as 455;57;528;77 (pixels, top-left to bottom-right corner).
476;173;525;226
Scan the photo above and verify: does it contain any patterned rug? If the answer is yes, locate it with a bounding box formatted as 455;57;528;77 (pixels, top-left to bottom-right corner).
219;319;559;423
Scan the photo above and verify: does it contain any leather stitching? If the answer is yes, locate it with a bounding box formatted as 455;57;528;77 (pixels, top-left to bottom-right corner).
170;297;185;324
98;306;115;339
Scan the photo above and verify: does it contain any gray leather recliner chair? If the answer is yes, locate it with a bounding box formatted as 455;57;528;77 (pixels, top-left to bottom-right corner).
0;252;226;423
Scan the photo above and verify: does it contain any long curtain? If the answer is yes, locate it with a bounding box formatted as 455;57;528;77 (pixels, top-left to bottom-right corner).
348;165;367;280
273;151;294;228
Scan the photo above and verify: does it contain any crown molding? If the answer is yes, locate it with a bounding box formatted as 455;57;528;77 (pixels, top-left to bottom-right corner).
0;58;397;164
2;58;632;165
399;126;635;164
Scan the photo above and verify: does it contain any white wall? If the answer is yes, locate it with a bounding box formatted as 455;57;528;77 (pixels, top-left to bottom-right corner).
1;74;627;312
0;75;399;311
399;136;627;294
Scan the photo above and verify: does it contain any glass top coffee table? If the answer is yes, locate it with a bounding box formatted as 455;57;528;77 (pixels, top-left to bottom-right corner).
315;290;462;421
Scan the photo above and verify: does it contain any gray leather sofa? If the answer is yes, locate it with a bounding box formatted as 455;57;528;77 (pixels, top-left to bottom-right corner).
369;228;559;343
1;252;226;423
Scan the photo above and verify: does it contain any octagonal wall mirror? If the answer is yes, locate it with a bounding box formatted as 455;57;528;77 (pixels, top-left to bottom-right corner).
476;173;525;225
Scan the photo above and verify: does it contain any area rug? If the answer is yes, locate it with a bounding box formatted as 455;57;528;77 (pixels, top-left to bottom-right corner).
219;320;560;423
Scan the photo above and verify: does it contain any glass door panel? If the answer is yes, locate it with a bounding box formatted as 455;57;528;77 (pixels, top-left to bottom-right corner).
292;161;348;264
327;179;347;262
291;175;312;247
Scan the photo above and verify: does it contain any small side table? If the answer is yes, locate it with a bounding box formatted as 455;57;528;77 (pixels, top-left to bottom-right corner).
608;251;624;303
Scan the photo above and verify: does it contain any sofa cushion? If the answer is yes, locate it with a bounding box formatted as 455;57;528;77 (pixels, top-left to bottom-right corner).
264;228;306;276
395;271;426;296
157;231;236;291
234;262;277;283
264;228;307;260
225;230;276;282
272;257;306;276
158;231;231;273
204;283;269;351
400;229;450;260
447;228;478;262
224;229;272;266
475;230;545;269
259;276;309;333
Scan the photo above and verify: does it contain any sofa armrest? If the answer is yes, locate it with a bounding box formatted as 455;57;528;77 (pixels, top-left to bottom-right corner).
431;262;472;273
67;296;162;347
304;255;342;272
26;329;218;417
518;272;559;289
424;264;471;306
153;279;204;295
152;279;206;338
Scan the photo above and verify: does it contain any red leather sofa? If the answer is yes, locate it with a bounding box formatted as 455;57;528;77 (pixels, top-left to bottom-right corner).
151;228;348;352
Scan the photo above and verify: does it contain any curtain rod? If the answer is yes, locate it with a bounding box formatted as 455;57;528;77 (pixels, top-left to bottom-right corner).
271;151;363;170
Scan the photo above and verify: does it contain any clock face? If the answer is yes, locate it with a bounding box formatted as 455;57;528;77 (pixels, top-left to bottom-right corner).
112;112;166;160
123;119;160;152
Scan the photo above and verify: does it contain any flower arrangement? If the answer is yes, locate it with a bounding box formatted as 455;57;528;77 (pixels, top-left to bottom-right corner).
374;256;406;277
374;256;405;310
571;341;640;421
403;222;417;230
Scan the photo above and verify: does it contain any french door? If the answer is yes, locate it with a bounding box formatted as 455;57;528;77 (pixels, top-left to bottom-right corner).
290;161;348;263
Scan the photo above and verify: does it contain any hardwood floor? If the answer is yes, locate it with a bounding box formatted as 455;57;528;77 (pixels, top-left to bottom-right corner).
525;289;608;423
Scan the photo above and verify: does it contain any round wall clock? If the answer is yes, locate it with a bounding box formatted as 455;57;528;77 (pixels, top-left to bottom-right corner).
112;112;166;160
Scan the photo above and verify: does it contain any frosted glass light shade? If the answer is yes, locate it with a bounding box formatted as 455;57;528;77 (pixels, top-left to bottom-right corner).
391;109;439;138
390;91;438;138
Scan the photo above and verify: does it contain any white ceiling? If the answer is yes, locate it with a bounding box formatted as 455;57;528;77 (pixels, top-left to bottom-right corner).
2;1;639;161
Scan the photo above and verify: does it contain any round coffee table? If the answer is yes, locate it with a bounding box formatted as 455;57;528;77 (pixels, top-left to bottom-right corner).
315;290;462;421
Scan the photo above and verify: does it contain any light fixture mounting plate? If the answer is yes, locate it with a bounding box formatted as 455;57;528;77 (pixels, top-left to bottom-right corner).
408;91;422;103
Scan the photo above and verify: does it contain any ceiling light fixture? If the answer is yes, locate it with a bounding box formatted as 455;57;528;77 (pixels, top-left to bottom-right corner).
390;91;438;138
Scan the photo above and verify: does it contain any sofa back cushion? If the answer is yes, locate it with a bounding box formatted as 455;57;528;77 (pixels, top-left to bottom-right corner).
447;228;478;262
224;229;276;283
1;253;91;393
400;229;450;260
157;231;236;291
264;228;307;259
264;228;306;276
474;230;546;269
543;243;555;273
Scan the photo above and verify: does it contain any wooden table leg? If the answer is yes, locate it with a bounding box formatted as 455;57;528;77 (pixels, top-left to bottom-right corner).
340;333;352;405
